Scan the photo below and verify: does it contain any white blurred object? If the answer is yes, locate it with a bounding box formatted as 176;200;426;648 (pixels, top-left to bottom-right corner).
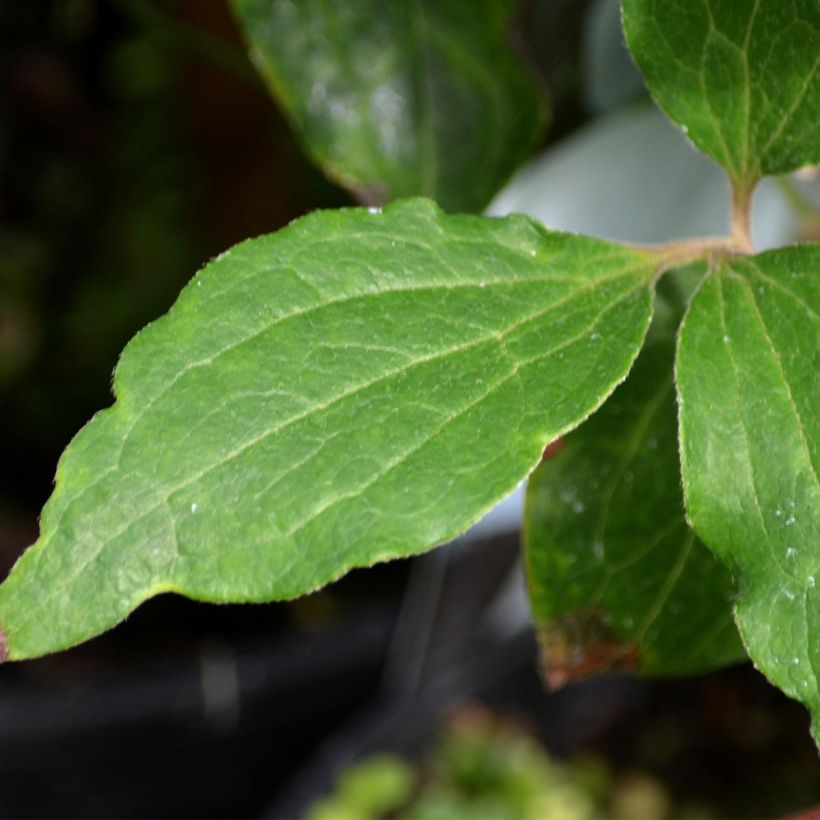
489;104;730;242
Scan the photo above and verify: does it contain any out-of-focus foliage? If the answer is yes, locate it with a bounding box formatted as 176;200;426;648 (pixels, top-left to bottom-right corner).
308;708;604;820
230;0;546;212
306;706;733;820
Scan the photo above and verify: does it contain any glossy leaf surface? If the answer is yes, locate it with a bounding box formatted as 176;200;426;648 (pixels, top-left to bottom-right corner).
677;245;820;739
0;199;656;660
623;0;820;185
231;0;544;212
525;286;744;685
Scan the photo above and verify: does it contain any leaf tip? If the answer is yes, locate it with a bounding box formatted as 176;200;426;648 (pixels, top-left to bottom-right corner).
537;608;639;690
540;437;565;464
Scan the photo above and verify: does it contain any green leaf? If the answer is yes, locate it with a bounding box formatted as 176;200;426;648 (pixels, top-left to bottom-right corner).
677;245;820;740
230;0;545;212
525;280;744;686
622;0;820;186
0;198;656;660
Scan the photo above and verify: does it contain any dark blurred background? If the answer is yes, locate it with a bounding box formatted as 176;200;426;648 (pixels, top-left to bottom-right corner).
1;2;818;817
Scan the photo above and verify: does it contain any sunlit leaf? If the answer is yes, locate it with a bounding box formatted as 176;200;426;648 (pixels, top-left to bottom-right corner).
0;199;656;660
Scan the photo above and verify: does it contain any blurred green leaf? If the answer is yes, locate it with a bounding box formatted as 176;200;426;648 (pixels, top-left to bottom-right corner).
308;755;415;820
230;0;546;211
525;281;744;683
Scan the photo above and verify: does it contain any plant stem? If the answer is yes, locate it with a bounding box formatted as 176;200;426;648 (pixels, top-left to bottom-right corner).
637;236;748;276
635;178;759;276
730;179;755;252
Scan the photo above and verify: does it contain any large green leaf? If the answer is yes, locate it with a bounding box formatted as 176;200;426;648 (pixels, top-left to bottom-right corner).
525;281;744;686
0;198;656;660
230;0;544;212
677;245;820;740
622;0;820;186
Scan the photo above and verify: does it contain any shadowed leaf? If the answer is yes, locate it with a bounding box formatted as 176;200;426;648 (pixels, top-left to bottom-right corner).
231;0;545;211
526;282;744;682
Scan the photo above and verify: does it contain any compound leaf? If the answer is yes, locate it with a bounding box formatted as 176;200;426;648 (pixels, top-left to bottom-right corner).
525;281;744;686
231;0;545;212
677;245;820;741
622;0;820;186
0;198;656;660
